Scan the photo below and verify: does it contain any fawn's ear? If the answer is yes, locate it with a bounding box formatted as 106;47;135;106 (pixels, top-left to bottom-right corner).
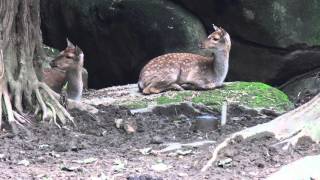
66;38;75;48
75;46;83;55
220;27;227;35
212;24;219;31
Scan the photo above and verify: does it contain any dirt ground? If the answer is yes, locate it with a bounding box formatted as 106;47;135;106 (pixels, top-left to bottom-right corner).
0;93;319;180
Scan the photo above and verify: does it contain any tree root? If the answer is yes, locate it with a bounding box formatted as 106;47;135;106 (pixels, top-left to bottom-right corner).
201;93;320;172
0;80;75;130
266;154;320;179
39;82;98;114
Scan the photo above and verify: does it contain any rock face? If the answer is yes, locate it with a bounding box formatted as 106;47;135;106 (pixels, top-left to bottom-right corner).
41;0;320;88
174;0;320;47
82;82;294;114
173;0;320;85
40;0;207;88
280;68;320;104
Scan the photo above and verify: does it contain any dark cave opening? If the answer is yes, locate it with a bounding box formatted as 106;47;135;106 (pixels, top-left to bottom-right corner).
40;0;206;89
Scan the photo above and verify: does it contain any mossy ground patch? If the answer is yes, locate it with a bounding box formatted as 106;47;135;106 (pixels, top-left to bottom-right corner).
121;82;293;113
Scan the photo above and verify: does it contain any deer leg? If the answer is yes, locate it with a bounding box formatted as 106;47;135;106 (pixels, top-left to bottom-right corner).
142;82;164;95
144;83;184;94
169;83;184;91
183;81;216;90
143;81;174;94
142;71;181;94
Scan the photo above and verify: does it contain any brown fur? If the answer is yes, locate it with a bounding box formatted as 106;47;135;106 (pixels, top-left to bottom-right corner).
138;25;231;95
42;40;85;100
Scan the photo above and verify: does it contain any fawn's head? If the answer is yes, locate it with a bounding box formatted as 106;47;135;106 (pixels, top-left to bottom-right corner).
200;24;231;52
50;39;84;70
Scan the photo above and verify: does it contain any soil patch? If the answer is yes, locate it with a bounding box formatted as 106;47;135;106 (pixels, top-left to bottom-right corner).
0;101;318;179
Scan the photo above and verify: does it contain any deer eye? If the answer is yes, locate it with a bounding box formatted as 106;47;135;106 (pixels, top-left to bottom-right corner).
65;53;75;59
213;36;220;41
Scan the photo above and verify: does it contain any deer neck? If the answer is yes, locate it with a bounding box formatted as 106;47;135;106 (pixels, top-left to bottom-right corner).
66;67;83;101
212;49;229;85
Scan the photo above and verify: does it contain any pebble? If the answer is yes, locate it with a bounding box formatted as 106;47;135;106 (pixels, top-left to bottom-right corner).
150;136;164;144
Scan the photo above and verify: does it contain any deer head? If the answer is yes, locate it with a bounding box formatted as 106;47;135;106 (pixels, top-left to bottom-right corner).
199;24;231;52
50;39;84;70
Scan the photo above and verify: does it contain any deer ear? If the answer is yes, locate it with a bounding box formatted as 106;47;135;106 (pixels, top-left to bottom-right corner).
212;24;219;31
219;27;225;32
66;38;75;48
75;46;83;55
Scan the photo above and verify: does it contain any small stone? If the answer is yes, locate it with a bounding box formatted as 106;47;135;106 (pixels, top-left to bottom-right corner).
151;163;171;172
115;119;123;129
124;118;137;134
139;147;152;155
217;158;233;168
54;143;68;152
150;136;164;144
0;154;5;159
18;159;30;166
256;162;265;168
178;172;188;177
36;157;46;163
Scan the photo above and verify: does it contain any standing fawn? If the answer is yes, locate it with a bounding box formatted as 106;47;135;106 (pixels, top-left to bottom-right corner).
42;40;84;101
138;25;231;94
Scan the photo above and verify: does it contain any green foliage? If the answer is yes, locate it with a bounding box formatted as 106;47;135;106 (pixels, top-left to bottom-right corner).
43;45;60;58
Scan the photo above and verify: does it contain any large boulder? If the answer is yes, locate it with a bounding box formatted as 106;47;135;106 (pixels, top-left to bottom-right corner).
173;0;320;85
40;0;207;88
83;82;294;114
174;0;320;47
41;0;320;87
280;68;320;104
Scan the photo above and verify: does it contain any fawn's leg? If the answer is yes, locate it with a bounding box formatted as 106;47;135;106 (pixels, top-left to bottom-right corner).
183;80;216;90
142;72;181;95
143;82;182;94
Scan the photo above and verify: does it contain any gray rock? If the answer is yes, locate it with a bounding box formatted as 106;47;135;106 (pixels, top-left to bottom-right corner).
41;0;207;88
173;0;320;85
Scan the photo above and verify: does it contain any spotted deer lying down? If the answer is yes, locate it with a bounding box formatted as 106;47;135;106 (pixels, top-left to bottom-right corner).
138;25;231;95
42;40;85;101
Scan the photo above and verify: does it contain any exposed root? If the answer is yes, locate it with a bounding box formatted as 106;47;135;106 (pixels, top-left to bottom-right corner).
39;82;98;114
35;88;48;121
46;101;61;129
201;93;320;172
38;82;74;125
266;154;320;179
3;85;15;124
0;80;74;130
13;111;30;125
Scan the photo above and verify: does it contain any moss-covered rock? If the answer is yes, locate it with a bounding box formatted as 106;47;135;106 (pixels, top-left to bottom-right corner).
83;82;294;114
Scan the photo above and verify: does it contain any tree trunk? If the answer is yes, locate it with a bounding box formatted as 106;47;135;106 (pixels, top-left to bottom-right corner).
0;0;71;129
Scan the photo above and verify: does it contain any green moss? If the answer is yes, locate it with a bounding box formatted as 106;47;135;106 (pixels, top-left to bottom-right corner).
122;101;148;109
119;82;293;113
156;92;193;105
191;82;293;112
